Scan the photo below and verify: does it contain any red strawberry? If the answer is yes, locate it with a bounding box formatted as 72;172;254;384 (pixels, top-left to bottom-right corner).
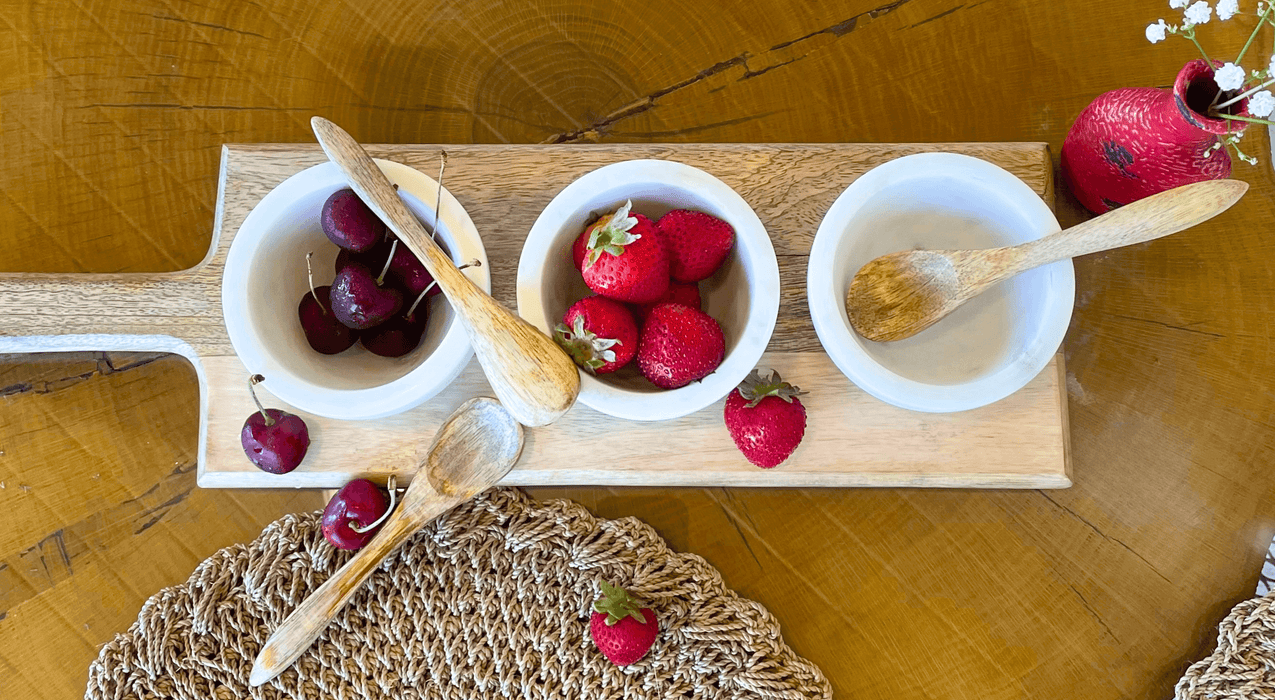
724;369;807;468
656;209;735;282
631;280;701;325
637;303;725;389
590;582;658;666
580;201;669;303
572;210;655;271
554;296;638;374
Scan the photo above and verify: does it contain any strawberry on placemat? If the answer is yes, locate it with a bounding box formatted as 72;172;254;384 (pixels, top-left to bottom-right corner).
590;581;659;666
579;200;670;303
656;209;734;282
724;369;808;468
554;296;638;374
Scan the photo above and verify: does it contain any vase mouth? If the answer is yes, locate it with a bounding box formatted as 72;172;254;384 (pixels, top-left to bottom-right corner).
1174;58;1248;135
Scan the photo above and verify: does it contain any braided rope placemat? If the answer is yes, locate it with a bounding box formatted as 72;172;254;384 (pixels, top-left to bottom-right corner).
1176;592;1275;699
86;488;830;700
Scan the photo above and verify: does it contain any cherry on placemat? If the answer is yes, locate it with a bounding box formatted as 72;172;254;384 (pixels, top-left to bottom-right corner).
321;476;396;550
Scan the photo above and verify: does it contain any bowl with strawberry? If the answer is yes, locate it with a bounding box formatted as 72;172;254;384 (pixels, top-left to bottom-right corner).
223;159;490;420
517;160;780;421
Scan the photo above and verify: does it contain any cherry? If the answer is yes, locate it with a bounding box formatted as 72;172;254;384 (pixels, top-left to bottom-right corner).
361;305;429;358
240;374;310;474
321;476;396;550
330;261;403;329
384;238;439;297
321;188;385;252
298;252;358;354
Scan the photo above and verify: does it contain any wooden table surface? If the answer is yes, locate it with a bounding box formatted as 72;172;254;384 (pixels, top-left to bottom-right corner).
2;1;1273;698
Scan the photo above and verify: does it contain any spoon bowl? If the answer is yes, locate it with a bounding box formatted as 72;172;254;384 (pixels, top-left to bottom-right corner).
249;397;523;687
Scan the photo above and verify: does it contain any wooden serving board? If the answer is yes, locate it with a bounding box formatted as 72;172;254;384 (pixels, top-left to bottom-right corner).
0;143;1070;490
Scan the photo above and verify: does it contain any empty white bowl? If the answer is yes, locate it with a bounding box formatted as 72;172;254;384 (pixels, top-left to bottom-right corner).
222;159;490;420
516;159;780;421
807;152;1074;413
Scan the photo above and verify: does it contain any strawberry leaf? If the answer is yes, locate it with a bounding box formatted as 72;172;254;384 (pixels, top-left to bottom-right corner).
582;200;641;270
736;368;806;408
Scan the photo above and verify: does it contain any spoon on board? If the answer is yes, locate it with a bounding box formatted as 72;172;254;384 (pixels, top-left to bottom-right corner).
845;178;1249;342
248;397;525;687
310;116;580;427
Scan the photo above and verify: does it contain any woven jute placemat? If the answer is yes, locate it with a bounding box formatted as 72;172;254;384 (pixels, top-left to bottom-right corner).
86;488;830;699
1176;592;1275;699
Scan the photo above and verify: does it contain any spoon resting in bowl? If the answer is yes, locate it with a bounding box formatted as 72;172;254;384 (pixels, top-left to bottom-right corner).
846;178;1248;343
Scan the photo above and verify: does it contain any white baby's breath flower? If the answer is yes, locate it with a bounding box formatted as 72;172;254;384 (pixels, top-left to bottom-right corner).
1217;0;1239;20
1249;90;1275;116
1267;54;1275;77
1146;19;1170;42
1215;62;1247;90
1171;0;1189;8
1185;0;1213;23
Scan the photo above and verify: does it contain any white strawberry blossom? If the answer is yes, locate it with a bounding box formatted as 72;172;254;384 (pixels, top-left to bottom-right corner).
1249;89;1275;116
1147;19;1170;42
1218;0;1239;20
1216;62;1247;90
1185;0;1213;23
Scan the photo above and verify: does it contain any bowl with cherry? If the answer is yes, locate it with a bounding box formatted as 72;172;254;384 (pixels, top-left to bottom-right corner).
517;159;780;421
223;158;490;422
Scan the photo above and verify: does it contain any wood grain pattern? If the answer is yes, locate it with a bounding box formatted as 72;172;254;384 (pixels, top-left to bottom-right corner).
249;397;523;686
0;142;1070;489
4;2;1274;699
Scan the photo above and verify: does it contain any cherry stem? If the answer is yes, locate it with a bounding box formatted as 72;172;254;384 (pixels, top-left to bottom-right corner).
305;252;326;315
247;374;274;426
405;259;480;318
431;151;447;240
350;475;398;533
376;239;398;286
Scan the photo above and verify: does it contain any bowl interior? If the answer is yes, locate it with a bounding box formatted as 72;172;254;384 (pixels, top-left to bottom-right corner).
241;188;463;392
537;185;755;394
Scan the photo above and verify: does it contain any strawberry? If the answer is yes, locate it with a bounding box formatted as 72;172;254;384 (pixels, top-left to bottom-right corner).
655;209;735;283
572;210;655;271
590;581;658;666
554;296;638;374
631;280;701;325
579;201;669;303
724;369;807;468
637;303;725;389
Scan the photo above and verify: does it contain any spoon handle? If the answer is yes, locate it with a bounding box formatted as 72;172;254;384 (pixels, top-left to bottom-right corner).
310;117;579;427
248;496;457;687
1013;179;1248;271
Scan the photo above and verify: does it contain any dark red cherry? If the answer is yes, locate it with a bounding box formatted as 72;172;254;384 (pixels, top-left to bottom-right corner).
321;189;385;252
330;262;403;330
361;306;429;358
240;375;310;474
298;285;359;354
321;479;391;550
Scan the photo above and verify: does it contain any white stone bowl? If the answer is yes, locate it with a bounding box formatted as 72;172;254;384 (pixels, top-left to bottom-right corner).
807;152;1074;413
222;159;490;420
517;159;780;421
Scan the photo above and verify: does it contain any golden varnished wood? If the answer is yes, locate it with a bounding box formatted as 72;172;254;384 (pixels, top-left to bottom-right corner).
2;1;1273;698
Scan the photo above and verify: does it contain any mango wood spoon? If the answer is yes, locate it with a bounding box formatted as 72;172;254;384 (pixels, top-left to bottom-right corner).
846;178;1249;342
248;397;524;687
311;116;580;427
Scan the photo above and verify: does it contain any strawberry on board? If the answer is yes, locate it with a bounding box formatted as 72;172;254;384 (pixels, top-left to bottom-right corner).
579;200;670;303
655;209;735;283
554;296;638;374
637;302;725;389
631;280;701;325
590;581;659;667
724;369;808;468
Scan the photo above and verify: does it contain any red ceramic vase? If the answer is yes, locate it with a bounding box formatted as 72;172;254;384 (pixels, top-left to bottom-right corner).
1061;59;1245;214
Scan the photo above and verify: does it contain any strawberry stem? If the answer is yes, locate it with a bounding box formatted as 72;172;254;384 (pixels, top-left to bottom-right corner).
247;374;275;427
593;581;647;626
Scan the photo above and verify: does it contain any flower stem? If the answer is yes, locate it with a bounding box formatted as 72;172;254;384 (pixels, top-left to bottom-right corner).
1218;76;1275;108
1221;113;1275;126
1187;28;1213;64
1236;5;1275;64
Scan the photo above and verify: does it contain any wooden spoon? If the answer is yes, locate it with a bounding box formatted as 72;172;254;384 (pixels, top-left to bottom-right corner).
248;397;524;687
846;179;1249;342
310;116;579;427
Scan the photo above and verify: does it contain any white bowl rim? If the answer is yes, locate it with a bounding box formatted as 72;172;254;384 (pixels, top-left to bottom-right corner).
516;158;780;421
221;159;490;420
806;152;1075;413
